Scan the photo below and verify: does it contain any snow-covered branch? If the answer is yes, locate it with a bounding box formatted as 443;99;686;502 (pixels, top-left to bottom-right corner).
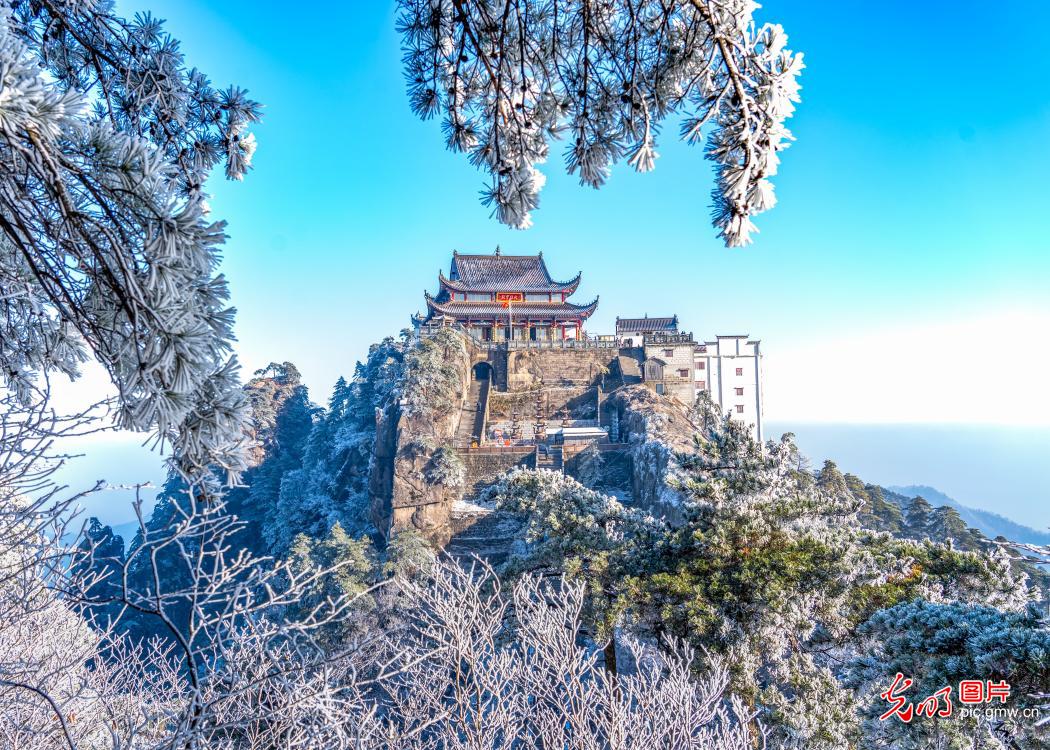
398;0;803;245
0;4;261;484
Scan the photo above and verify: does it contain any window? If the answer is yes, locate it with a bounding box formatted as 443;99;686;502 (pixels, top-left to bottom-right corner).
697;361;705;370
655;383;665;395
467;292;490;301
663;348;674;357
735;367;743;376
678;369;690;378
735;387;744;396
525;293;549;302
697;380;706;389
735;405;744;413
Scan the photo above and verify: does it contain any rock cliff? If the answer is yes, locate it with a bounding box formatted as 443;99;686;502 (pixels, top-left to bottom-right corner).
369;329;475;544
609;385;701;521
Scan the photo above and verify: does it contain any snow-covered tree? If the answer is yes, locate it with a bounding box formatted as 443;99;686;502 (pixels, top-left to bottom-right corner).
286;522;376;645
904;496;934;538
0;3;260;485
382;529;438;579
365;561;761;749
848;600;1050;750
398;327;468;419
424;445;466;489
398;0;803;245
574;441;606;488
492;390;1042;748
272;336;410;546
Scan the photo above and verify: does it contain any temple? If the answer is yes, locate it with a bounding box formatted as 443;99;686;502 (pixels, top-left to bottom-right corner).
417;249;598;342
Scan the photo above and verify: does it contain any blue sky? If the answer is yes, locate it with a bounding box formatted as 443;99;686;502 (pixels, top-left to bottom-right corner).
133;0;1049;423
67;0;1050;527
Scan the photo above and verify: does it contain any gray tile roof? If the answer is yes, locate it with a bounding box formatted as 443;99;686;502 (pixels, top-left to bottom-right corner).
446;252;580;292
615;316;678;333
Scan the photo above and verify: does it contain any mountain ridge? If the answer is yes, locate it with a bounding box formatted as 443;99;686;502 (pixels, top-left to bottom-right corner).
886;484;1050;545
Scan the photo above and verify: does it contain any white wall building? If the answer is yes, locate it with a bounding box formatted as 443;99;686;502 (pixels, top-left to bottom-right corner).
694;335;764;443
613;315;764;444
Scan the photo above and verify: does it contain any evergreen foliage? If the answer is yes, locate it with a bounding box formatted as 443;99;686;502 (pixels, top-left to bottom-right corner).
485;388;1044;748
574;442;606;488
0;3;260;484
286;523;376;645
849;601;1050;749
905;496;935;538
114;326;1049;749
398;0;804;246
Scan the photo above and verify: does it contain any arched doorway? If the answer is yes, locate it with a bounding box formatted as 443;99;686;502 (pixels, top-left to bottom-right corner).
472;361;492;381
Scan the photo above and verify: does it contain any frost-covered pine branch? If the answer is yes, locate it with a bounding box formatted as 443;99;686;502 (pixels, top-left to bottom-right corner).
398;0;803;245
0;4;261;485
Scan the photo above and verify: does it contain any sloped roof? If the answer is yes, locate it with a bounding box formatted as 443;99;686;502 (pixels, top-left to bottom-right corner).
616;315;679;333
446;251;581;292
425;292;598;321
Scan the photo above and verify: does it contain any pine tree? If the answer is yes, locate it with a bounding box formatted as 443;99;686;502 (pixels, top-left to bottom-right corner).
272;336;411;548
123;474;196;642
848;601;1050;749
927;505;973;550
382;530;437;579
817;460;849;495
574;443;606;488
71;519;126;626
904;496;934;538
865;484;907;537
286;523;375;645
495;403;866;745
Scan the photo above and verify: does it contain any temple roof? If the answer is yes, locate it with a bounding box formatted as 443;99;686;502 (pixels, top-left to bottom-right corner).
616;315;679;333
425;292;598;321
444;251;581;293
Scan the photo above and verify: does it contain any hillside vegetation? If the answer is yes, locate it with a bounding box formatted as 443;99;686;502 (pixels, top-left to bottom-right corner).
75;328;1050;750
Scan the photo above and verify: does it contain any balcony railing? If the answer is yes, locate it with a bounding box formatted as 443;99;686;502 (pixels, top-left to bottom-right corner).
500;338;619;350
644;332;697;345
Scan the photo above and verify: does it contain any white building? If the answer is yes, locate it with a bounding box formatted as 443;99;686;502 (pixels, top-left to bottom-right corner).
694;335;763;443
615;316;764;443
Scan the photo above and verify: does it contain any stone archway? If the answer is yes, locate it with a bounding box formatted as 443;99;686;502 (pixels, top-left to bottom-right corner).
472;361;492;381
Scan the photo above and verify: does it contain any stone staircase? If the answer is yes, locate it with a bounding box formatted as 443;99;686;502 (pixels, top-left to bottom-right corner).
446;509;523;566
461;471;494;505
455;378;488;448
616;354;643;385
535;445;563;472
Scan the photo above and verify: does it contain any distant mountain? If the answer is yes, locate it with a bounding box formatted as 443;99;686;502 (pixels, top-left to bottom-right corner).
886;484;1050;546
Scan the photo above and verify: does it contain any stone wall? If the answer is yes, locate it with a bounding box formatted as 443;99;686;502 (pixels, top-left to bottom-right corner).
459;448;535;502
372;336;697;548
505;348;616;391
488;386;598;421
